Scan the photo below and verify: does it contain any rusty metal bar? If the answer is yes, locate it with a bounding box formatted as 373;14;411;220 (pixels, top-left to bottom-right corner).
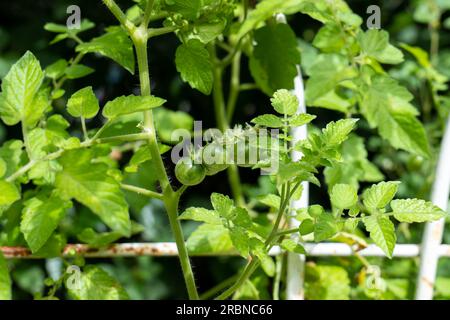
3;243;450;259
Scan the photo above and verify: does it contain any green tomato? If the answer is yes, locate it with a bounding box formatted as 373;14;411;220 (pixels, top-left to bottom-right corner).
233;140;259;168
175;157;206;186
202;143;229;176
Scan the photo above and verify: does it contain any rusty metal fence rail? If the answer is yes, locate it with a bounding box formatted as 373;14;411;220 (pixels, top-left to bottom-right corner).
3;243;450;259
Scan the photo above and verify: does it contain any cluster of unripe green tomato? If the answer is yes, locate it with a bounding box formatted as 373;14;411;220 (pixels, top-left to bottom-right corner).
175;138;270;186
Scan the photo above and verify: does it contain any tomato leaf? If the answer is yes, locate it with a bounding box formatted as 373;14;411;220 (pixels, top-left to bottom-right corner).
250;24;300;95
0;51;44;126
391;199;447;223
175;40;213;95
363;181;400;212
67;86;99;119
0;180;20;206
67;265;129;300
76;26;135;74
21;191;72;253
55;149;131;236
363;214;396;258
102;95;166;119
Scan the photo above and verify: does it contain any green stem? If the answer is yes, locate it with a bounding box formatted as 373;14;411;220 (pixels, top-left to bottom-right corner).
210;45;245;207
69;34;83;45
216;183;292;299
21;124;31;159
90;120;112;141
239;83;258;91
273;255;283;300
265;183;290;247
164;190;199;300
142;0;155;27
54;52;84;92
120;183;163;200
94;133;150;144
102;0;135;33
227;165;245;207
429;3;441;66
211;56;228;132
7;159;37;183
216;259;259;300
275;228;299;237
226;50;242;123
200;275;238;300
148;26;179;38
132;25;199;300
81;116;89;140
149;12;169;22
133;31;171;189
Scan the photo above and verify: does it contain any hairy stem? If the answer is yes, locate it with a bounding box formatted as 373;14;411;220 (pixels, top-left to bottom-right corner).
215;259;259;300
226;50;242;123
132;23;199;300
165;190;199;300
120;183;163;200
216;183;292;299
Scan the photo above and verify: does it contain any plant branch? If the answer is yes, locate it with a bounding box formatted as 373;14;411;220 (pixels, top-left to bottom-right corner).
275;228;299;237
131;23;199;300
200;275;239;300
81;116;89;140
273;255;283;300
215;259;260;300
164;190;200;300
6;133;151;183
210;45;245;207
239;83;258;91
226;50;242;123
54;52;84;93
120;183;163;200
148;26;179;38
102;0;135;33
21;123;31;159
216;183;293;299
149;11;169;22
142;0;155;27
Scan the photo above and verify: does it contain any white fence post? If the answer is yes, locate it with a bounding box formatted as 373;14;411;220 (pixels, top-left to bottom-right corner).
286;67;308;300
274;13;309;300
415;116;450;300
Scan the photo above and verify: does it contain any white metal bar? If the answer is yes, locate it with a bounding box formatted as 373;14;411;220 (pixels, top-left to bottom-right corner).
286;66;308;300
5;243;450;259
274;13;309;300
415;115;450;300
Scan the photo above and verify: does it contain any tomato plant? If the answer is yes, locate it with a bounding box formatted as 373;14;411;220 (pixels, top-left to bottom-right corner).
0;0;449;300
